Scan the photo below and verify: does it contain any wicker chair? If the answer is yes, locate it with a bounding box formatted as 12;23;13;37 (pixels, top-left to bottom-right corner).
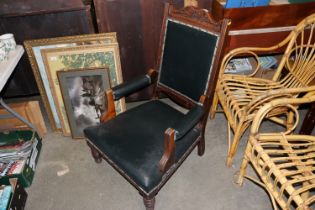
210;13;315;167
237;92;315;210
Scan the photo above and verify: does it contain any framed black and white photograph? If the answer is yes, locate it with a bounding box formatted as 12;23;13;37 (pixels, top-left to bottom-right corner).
57;68;111;139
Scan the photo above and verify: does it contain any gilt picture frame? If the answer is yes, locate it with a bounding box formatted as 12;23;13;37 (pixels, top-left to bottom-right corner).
58;68;111;139
24;33;118;132
41;44;125;136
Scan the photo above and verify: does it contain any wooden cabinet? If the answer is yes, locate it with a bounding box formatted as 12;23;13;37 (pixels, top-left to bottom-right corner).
212;1;315;54
0;0;94;97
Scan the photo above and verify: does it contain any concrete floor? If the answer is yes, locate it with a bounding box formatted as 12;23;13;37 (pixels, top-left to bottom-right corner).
24;100;309;210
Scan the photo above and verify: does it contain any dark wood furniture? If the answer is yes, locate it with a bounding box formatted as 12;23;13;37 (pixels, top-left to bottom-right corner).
0;0;94;97
84;4;229;210
300;102;315;135
93;0;213;101
212;0;315;54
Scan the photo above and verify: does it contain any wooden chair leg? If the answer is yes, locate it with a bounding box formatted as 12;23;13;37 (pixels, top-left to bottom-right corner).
198;136;205;156
143;196;155;210
210;93;219;119
226;123;245;167
87;142;102;163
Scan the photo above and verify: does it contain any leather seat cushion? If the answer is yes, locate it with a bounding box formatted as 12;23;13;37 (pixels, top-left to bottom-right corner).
84;100;201;193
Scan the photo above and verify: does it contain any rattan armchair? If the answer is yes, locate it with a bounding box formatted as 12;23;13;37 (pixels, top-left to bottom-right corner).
210;13;315;167
237;91;315;210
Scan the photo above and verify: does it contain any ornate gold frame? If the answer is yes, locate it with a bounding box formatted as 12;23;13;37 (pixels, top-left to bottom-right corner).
24;33;118;132
41;44;125;136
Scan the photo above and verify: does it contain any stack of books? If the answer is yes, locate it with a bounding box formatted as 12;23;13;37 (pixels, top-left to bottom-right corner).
218;0;271;8
0;160;26;178
0;140;33;163
0;139;33;182
0;130;42;188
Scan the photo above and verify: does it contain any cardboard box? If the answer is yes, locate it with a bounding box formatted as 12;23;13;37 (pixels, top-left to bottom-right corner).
0;130;42;188
0;101;47;138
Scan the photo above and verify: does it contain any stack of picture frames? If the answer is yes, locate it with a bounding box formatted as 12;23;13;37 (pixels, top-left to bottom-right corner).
24;33;126;139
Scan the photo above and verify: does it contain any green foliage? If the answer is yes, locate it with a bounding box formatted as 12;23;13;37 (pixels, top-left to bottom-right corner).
59;51;118;86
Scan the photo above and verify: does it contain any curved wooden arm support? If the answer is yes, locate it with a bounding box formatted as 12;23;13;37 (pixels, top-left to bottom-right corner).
147;68;158;84
159;128;176;173
100;90;117;123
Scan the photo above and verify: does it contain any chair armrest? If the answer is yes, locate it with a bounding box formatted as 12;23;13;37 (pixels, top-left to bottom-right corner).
159;128;176;173
250;94;315;135
100;90;116;123
172;105;205;141
112;69;158;100
158;105;204;173
247;87;315;137
245;86;315;114
100;69;158;124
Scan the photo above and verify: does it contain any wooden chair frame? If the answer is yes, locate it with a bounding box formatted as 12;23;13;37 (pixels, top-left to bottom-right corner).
85;4;229;210
210;13;315;167
237;90;315;210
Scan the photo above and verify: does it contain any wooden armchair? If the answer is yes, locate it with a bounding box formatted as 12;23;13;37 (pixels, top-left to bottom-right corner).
83;4;229;210
210;13;315;167
237;91;315;210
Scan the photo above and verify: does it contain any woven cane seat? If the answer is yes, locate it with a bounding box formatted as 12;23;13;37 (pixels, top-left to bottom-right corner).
217;75;284;122
249;134;315;209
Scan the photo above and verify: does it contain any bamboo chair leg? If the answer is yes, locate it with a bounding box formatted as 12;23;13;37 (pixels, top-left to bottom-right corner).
236;142;252;186
226;123;245;167
210;92;219;119
286;111;295;130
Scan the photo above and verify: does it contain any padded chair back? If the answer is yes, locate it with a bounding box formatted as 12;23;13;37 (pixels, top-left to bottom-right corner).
276;13;315;88
156;6;228;106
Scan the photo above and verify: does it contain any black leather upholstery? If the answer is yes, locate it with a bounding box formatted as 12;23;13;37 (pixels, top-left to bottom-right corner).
159;20;218;102
112;75;151;100
172;105;204;140
84;100;201;193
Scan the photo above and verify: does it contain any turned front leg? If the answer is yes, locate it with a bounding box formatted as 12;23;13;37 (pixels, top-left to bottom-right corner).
143;196;155;210
87;142;102;163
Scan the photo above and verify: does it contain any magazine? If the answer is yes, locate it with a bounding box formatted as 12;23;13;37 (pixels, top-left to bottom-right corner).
259;56;278;69
225;58;253;74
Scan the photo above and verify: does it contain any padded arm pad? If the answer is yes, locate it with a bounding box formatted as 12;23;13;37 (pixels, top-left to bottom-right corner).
112;75;152;100
172;105;205;141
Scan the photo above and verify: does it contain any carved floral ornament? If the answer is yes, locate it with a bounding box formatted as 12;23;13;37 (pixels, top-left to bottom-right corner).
171;5;221;26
